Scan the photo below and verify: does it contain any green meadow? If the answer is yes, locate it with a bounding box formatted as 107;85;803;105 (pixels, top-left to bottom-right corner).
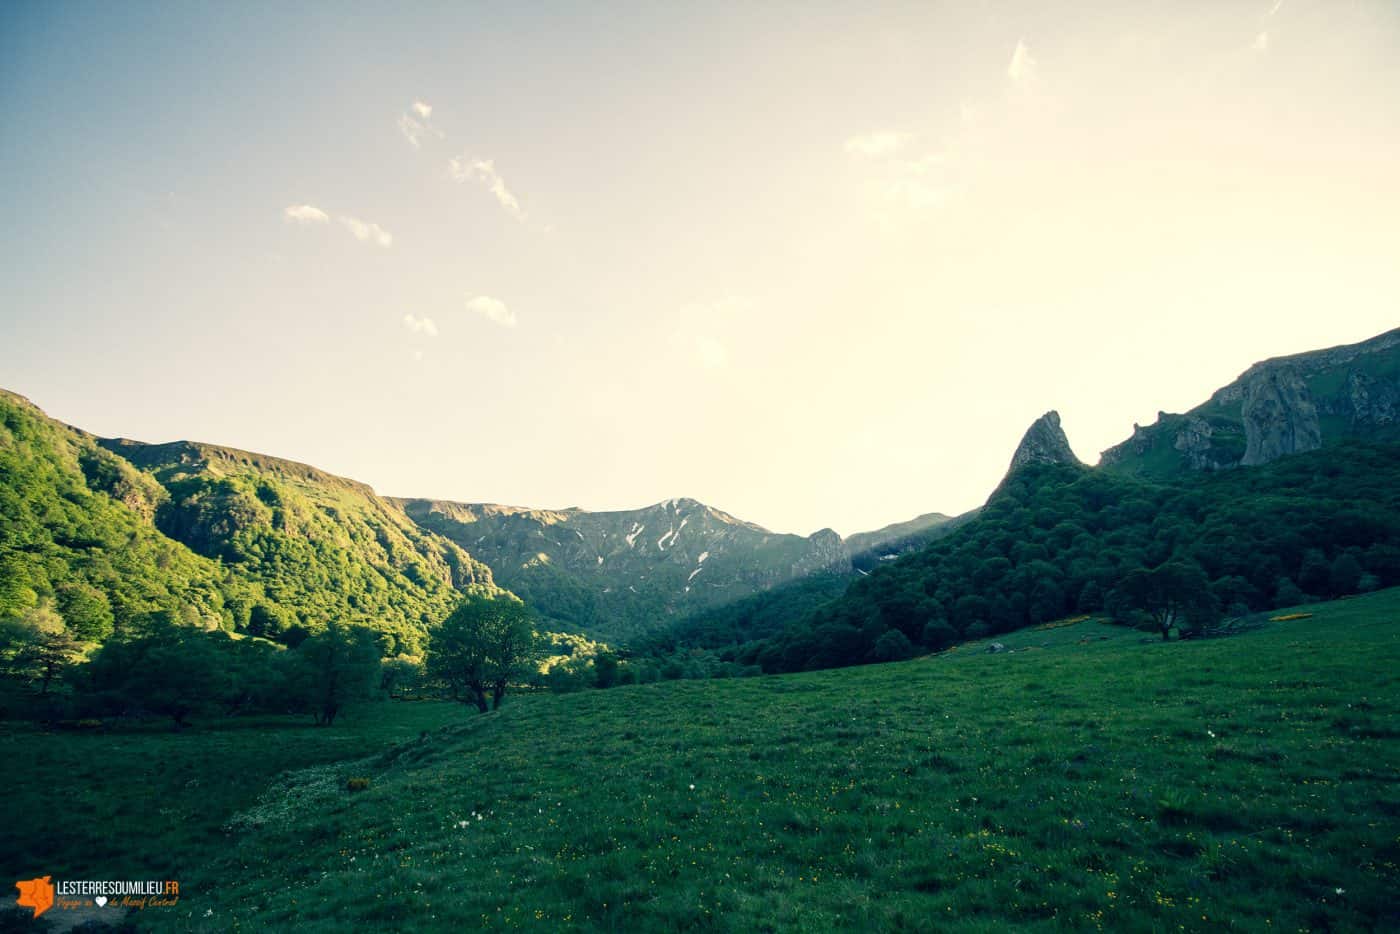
6;591;1399;932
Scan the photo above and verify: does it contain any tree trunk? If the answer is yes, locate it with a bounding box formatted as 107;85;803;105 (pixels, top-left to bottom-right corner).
491;683;506;710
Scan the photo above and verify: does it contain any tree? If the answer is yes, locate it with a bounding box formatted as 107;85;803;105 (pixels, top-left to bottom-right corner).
869;628;914;663
1298;549;1330;596
55;584;114;642
13;630;84;696
1328;553;1364;597
1109;561;1219;641
920;619;957;651
428;595;541;712
1;613;85;698
287;623;382;726
82;621;225;728
593;651;620;689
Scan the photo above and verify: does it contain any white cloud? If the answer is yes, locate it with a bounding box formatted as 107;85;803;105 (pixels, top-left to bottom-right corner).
1252;31;1270;52
283;204;329;223
466;295;517;328
844;131;910;158
449;155;526;221
413;350;424;361
402;314;438;337
399;100;443;149
338;215;393;247
694;336;729;370
1267;0;1284;16
1008;39;1038;82
399;114;443;149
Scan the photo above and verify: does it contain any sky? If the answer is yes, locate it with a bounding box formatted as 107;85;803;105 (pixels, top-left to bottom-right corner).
2;1;1398;538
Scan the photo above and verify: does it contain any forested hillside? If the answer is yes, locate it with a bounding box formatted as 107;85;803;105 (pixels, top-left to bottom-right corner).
0;390;236;638
0;392;499;656
747;441;1400;673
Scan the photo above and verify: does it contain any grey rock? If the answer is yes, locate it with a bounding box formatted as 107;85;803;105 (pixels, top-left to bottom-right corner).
1240;366;1321;466
1007;411;1082;471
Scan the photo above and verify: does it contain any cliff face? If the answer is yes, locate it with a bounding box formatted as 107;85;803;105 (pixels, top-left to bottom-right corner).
1238;366;1322;466
1101;327;1400;476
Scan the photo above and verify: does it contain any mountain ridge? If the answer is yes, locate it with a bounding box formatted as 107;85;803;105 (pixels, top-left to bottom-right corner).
1100;326;1400;476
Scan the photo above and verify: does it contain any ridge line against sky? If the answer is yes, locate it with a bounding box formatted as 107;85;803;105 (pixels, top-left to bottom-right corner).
1;1;1398;536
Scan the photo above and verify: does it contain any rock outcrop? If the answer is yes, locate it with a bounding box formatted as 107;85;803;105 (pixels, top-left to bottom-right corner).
1101;327;1400;476
1007;411;1082;471
1239;366;1321;466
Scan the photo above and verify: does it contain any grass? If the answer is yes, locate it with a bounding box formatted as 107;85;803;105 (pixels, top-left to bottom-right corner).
0;703;462;909
5;591;1400;932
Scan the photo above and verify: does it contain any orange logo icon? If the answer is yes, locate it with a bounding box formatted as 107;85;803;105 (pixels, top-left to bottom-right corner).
14;876;54;919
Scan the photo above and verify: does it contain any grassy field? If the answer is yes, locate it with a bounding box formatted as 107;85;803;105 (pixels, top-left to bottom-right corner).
6;592;1400;932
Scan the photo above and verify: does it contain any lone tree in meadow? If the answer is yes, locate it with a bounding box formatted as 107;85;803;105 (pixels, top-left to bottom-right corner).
428;594;540;712
1109;561;1219;641
287;622;383;726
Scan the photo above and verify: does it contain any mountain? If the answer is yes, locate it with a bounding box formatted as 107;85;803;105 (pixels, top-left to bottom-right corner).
395;496;852;641
1101;327;1400;476
753;436;1400;674
0;391;499;655
723;326;1400;674
1007;410;1083;471
0;389;233;639
845;511;956;556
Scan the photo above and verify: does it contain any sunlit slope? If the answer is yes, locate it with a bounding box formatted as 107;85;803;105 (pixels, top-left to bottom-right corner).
176;591;1398;931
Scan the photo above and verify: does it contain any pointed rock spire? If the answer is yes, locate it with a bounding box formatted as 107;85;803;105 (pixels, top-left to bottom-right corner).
1007;410;1082;472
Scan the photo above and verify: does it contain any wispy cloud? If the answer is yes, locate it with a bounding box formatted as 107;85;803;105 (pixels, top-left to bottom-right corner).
338;215;393;247
1252;31;1270;52
284;204;391;246
402;313;438;337
283;204;329;223
449;155;526;221
844;131;911;158
399;99;444;149
1008;39;1038;82
466;295;517;328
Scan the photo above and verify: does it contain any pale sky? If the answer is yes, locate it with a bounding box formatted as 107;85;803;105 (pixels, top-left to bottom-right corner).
2;1;1398;537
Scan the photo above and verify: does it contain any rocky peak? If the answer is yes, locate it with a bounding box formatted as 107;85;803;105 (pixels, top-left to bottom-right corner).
1007;411;1082;472
793;527;851;577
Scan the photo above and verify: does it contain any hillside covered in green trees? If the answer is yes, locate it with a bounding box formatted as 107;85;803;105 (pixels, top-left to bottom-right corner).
741;441;1400;674
623;327;1400;675
0;390;500;657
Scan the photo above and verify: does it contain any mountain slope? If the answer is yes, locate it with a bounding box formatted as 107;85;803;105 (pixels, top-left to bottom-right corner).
95;438;498;654
0;390;233;636
395;496;851;641
1101;327;1400;476
0;390;500;655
